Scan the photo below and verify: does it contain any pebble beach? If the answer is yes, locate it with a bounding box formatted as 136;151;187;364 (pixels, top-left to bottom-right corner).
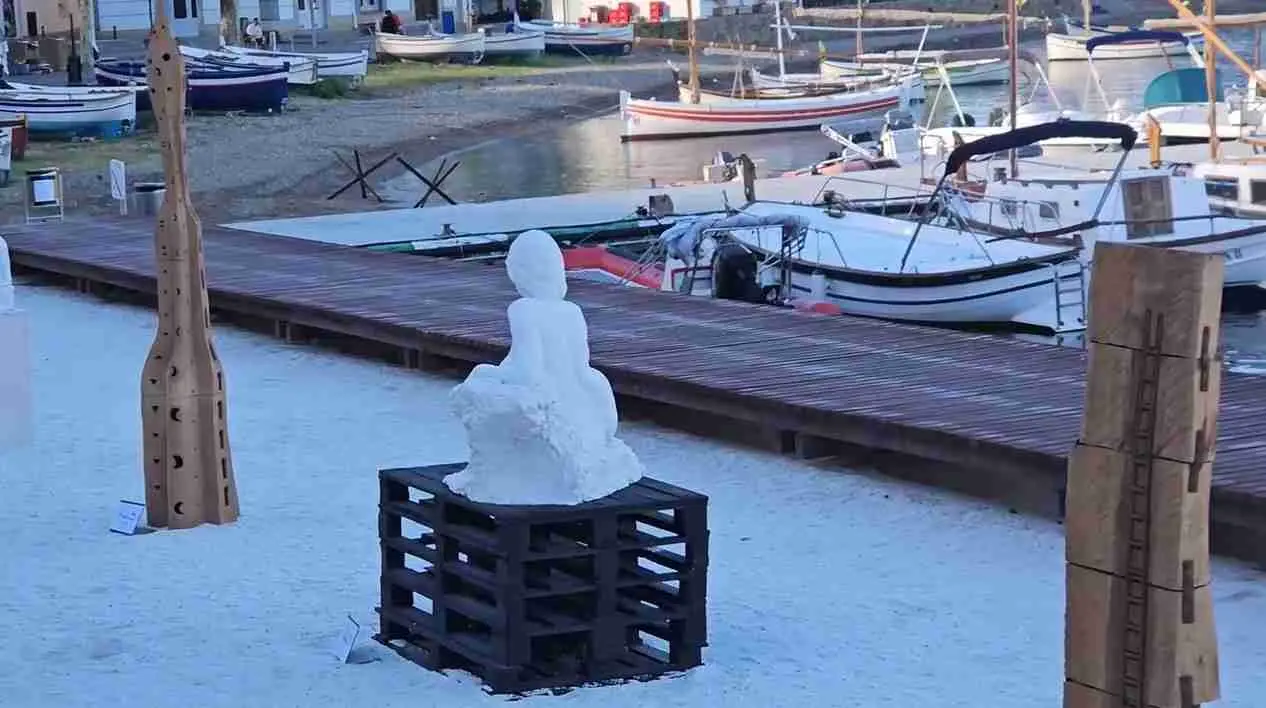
1;51;731;223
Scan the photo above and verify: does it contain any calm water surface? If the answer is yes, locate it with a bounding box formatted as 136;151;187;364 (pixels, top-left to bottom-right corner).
383;31;1266;371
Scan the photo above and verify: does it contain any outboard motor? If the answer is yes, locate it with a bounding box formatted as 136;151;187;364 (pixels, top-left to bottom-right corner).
988;107;1006;127
711;242;763;304
885;110;915;130
950;113;976;127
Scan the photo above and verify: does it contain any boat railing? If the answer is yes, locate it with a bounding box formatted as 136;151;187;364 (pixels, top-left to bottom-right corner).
811;173;937;218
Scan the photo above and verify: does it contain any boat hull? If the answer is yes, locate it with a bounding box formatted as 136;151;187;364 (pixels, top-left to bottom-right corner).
181;45;319;85
621;86;905;141
94;62;289;113
0;90;136;137
374;32;486;60
519;21;633;55
483;30;546;56
1046;29;1204;61
221;46;370;79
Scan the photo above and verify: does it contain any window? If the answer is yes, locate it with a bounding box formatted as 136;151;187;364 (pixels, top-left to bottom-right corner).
1205;177;1240;201
174;0;188;18
1251;180;1266;206
1038;201;1060;220
259;0;280;20
360;0;379;8
1122;177;1174;239
999;199;1019;217
297;0;305;9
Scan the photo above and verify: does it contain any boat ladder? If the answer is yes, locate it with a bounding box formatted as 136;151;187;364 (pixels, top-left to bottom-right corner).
1050;259;1088;332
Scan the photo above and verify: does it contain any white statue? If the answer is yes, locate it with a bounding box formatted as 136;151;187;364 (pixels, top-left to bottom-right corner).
0;234;32;449
446;230;644;505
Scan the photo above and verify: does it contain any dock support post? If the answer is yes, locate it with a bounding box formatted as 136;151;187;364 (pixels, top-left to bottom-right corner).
1063;242;1222;708
139;9;240;530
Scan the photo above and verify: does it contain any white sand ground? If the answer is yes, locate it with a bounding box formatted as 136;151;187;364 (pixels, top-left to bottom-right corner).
1;285;1264;708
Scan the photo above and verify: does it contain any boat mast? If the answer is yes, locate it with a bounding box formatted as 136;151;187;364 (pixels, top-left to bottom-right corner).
1205;0;1219;162
687;0;700;103
774;0;786;80
855;0;864;56
1082;0;1090;34
1008;0;1018;177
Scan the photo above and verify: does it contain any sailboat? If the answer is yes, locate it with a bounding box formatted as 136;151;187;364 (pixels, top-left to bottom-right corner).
620;0;917;141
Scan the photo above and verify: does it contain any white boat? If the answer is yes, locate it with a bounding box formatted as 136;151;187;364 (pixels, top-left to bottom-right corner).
482;28;546;57
919;126;1266;290
748;67;927;103
1046;20;1205;61
220;46;369;79
0;89;136;136
1191;159;1266;220
919;105;1130;157
621;81;913;141
827;52;1011;87
517;19;633;55
180;45;319;85
656;121;1256;333
0;78;147;99
374;31;486;61
1080;33;1266;143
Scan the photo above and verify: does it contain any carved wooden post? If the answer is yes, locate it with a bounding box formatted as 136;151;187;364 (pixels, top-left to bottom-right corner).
1064;242;1221;708
140;6;239;530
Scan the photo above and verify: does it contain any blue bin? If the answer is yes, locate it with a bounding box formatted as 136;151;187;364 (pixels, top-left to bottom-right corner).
441;10;455;33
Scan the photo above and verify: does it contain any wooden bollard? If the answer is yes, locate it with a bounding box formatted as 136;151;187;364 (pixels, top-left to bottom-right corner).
1064;243;1222;708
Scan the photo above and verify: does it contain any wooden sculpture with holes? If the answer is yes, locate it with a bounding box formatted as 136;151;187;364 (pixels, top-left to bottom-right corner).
140;9;239;530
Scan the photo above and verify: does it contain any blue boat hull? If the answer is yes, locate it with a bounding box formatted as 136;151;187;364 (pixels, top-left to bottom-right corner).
94;61;289;113
542;39;631;56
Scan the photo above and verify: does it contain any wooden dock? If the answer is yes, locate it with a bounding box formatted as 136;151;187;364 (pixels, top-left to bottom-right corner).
6;217;1266;562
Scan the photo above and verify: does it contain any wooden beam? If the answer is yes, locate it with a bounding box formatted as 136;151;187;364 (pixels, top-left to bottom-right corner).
1065;243;1223;708
1162;0;1260;83
140;2;240;529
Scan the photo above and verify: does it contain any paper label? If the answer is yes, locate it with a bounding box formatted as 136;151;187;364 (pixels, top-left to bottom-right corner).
109;500;146;535
30;174;57;206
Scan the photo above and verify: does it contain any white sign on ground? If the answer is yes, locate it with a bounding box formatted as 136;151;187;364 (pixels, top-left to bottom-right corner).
109;160;127;215
109;500;146;535
332;615;361;663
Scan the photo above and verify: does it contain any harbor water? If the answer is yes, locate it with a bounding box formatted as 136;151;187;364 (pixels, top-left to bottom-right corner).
382;31;1266;372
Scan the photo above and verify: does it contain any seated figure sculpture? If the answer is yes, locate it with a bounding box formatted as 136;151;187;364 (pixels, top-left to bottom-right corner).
446;230;644;505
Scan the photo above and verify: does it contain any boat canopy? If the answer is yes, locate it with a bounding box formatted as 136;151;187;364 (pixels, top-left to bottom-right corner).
943;121;1137;176
1085;30;1189;54
1143;67;1224;109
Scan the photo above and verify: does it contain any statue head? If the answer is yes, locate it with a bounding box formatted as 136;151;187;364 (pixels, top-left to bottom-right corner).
506;230;566;300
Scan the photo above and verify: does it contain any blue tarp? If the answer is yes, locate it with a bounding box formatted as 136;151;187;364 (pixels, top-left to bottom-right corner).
1143;67;1225;109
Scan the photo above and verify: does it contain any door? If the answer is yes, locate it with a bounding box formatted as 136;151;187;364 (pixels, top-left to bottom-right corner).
167;0;200;37
297;0;326;28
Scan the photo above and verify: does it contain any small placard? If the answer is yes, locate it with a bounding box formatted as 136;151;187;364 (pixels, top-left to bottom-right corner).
332;615;361;663
110;500;146;535
109;159;126;201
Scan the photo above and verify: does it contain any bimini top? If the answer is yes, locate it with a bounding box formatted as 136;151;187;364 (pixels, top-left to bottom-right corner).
1085;30;1189;55
1143;67;1225;109
943;121;1138;177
